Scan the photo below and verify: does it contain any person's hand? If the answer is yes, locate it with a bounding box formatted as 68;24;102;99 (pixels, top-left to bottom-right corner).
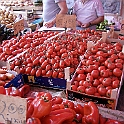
81;22;90;28
44;21;54;28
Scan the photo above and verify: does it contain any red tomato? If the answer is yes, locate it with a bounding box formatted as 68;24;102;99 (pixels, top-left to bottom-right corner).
71;85;77;91
107;63;115;70
85;86;95;95
100;70;109;78
112;80;120;89
98;85;107;96
83;81;92;88
106;89;112;98
77;74;86;81
115;63;123;69
36;69;41;77
102;78;112;87
113;68;122;77
77;86;85;93
91;70;99;79
118;52;124;60
93;79;100;87
86;75;93;83
76;68;84;74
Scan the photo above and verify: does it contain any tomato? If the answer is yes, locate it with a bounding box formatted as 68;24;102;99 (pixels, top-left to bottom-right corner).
111;54;118;60
106;89;112;98
73;81;79;87
97;85;107;96
58;72;64;78
86;75;93;83
41;60;48;69
90;46;98;53
79;80;84;86
76;74;86;81
26;117;41;124
46;70;52;77
52;70;58;78
36;69;41;77
115;63;123;69
96;51;104;56
76;68;84;74
115;59;123;64
98;66;106;71
83;81;92;88
102;78;112;87
86;60;94;65
107;63;115;70
93;79;100;87
100;70;109;78
94;92;101;96
118;52;124;60
53;63;59;69
25;67;32;75
91;70;99;79
77;86;85;93
30;68;36;76
45;64;52;72
112;80;120;89
113;68;122;77
71;85;77;91
33;58;39;66
85;86;95;95
106;69;113;76
84;65;94;73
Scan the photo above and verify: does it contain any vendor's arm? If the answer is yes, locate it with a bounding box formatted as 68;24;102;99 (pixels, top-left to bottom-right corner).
44;1;68;28
81;16;104;28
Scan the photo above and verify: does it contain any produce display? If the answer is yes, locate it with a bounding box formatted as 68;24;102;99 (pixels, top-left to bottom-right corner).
0;0;33;6
0;84;123;124
7;29;102;79
0;9;17;29
0;31;59;62
71;41;124;98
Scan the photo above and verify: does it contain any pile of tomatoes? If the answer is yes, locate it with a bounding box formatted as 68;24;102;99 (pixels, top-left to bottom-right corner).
9;32;88;79
0;31;59;61
71;41;124;98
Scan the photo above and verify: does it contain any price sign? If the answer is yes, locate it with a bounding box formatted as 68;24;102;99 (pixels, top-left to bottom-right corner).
0;94;27;124
120;20;124;35
56;14;76;30
13;19;24;35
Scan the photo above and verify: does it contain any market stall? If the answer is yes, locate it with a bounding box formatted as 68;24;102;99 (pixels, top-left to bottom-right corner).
0;0;124;124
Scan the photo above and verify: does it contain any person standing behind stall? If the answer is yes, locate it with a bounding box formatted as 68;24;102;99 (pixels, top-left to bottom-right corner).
43;0;68;28
73;0;104;30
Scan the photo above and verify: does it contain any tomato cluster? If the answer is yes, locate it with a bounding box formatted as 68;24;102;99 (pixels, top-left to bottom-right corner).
0;31;59;61
71;41;124;98
9;32;88;79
